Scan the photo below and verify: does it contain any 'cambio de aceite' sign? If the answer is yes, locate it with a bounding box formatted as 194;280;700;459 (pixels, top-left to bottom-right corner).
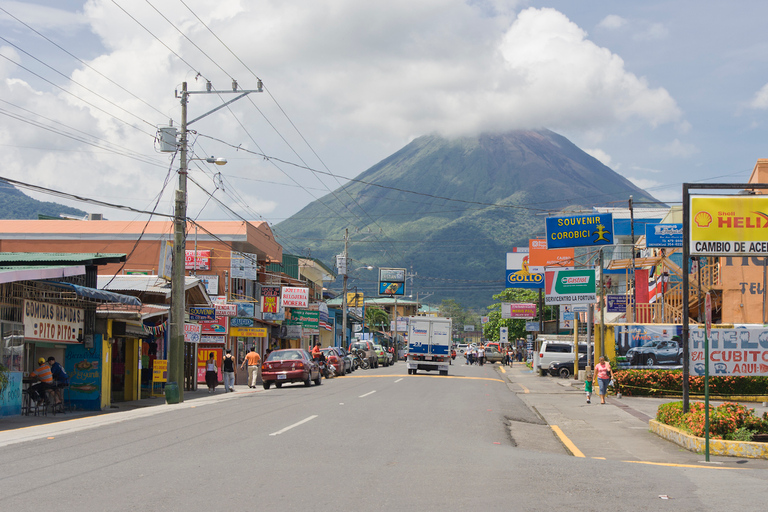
690;196;768;256
23;299;84;343
281;287;309;308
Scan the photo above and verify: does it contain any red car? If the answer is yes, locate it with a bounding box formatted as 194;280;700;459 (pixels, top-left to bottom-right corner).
261;349;321;389
320;347;346;376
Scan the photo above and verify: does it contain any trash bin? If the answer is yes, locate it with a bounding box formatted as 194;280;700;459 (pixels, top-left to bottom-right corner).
164;382;180;404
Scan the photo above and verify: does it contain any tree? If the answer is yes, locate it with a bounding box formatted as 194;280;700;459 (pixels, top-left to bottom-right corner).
365;306;389;333
483;288;557;342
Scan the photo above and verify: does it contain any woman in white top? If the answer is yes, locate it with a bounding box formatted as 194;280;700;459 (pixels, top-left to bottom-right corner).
205;353;219;393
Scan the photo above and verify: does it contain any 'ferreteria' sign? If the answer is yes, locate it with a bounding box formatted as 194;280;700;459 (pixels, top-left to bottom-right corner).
545;213;614;249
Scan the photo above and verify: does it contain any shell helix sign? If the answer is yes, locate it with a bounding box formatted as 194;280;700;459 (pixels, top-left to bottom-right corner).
545;213;614;249
690;196;768;256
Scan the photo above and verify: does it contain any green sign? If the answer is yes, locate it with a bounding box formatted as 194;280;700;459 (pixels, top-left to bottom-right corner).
290;309;319;330
544;268;597;305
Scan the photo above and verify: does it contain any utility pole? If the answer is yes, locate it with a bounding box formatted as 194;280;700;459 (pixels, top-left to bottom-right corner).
168;80;262;402
341;229;349;348
629;195;636;323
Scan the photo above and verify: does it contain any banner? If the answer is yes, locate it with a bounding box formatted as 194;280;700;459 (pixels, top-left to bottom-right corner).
614;324;682;368
185;249;211;270
501;303;537;319
200;316;227;335
319;303;332;331
689;325;768;376
545;213;614;249
545;268;597;305
197;348;222;383
691;196;768;256
23;299;84;343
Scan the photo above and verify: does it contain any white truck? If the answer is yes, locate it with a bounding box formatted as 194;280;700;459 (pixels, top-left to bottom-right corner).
406;316;452;376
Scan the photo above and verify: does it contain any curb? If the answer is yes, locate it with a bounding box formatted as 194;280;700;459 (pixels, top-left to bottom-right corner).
649;419;768;459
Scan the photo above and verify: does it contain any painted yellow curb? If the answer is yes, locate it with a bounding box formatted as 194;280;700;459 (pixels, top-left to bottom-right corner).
551;425;585;457
650;420;768;459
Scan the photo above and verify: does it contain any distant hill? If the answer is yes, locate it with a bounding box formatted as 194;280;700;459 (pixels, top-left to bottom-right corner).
274;129;664;310
0;180;87;220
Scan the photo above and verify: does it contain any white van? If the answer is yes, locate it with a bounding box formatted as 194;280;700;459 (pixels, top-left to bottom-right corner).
534;340;592;376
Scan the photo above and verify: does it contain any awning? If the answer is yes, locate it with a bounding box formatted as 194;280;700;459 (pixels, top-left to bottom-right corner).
47;281;141;306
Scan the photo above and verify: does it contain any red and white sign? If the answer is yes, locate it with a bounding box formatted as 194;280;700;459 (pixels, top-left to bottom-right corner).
281;287;309;308
200;316;228;335
214;303;237;317
185;249;211;270
184;323;201;343
23;299;84;344
501;302;537;319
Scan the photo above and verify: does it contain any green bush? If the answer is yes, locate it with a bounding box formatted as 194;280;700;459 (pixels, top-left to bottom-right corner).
615;369;768;397
656;400;768;440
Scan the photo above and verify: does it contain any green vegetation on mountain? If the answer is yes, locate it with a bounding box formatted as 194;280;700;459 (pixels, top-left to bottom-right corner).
275;129;662;309
0;180;86;219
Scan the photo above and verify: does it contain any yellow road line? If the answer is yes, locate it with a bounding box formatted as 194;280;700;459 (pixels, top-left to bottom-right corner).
518;384;529;393
622;460;743;470
342;374;504;383
499;367;506;374
551;425;585;457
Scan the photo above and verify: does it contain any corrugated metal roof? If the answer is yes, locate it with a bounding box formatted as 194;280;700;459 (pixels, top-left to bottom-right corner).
97;275;201;297
0;265;85;284
0;252;126;265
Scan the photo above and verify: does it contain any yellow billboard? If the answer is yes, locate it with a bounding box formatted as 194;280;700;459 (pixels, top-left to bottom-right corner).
691;195;768;255
229;327;268;337
346;292;364;307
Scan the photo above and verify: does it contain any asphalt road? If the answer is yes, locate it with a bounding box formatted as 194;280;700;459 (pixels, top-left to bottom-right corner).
3;361;768;511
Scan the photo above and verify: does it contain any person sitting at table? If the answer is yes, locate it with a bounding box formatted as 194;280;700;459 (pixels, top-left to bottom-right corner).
47;356;69;408
28;357;55;404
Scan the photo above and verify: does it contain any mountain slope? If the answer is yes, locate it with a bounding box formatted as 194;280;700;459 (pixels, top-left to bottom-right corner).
0;180;87;219
274;129;662;309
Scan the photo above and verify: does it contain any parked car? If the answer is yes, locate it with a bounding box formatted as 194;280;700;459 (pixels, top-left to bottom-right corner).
456;344;470;355
335;346;355;373
261;349;321;389
625;339;683;366
349;340;378;368
373;344;390;367
534;341;591;376
549;355;588;378
321;347;348;376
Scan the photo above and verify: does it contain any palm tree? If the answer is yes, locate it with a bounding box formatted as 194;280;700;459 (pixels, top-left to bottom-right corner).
365;306;389;334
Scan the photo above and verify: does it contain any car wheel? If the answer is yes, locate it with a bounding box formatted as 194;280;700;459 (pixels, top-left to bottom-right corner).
645;355;656;366
558;367;571;379
262;381;271;390
314;372;322;385
304;374;311;387
275;382;282;389
678;354;684;365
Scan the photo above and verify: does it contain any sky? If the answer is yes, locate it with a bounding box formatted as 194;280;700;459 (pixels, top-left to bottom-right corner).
2;0;768;237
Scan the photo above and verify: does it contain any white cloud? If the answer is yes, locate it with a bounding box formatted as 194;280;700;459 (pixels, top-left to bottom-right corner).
0;1;88;33
750;83;768;109
655;138;699;157
633;22;669;41
0;1;686;220
584;148;612;167
597;14;627;30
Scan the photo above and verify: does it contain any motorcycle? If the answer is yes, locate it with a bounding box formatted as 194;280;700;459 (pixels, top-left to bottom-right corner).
352;350;370;370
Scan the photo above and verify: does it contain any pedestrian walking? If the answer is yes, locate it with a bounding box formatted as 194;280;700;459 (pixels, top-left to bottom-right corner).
478;345;485;366
241;346;261;388
205;352;218;393
222;349;236;392
584;367;593;404
594;356;612;404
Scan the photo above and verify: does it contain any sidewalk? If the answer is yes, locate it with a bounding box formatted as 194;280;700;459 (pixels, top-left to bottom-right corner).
501;363;768;468
0;383;257;435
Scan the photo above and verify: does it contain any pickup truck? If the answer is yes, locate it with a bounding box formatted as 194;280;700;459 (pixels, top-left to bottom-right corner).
483;346;505;363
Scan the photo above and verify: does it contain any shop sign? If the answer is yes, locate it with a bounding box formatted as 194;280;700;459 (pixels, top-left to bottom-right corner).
525;321;539;332
379;268;406;296
281;287;309;308
690;196;768;256
230;326;268;337
545;213;614;249
184;323;201;343
189;307;215;321
200;316;228;335
185;249;211;270
230;317;254;327
235;302;255;317
23;299;84;343
501;302;537;319
197;347;222;383
689;325;768;376
200;335;225;344
152;359;168;383
215;303;237;317
291;309;319;335
545;269;597;305
606;294;627;313
528;239;575;273
230;252;258;280
506;252;543;289
261;286;281;313
645;223;683;248
198;275;219;295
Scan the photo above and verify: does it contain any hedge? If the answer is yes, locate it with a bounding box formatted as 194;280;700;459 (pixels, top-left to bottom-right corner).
615;369;768;398
656;401;768;440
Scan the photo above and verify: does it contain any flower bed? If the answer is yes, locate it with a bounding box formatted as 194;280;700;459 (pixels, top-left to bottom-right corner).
614;369;768;398
656;401;768;441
